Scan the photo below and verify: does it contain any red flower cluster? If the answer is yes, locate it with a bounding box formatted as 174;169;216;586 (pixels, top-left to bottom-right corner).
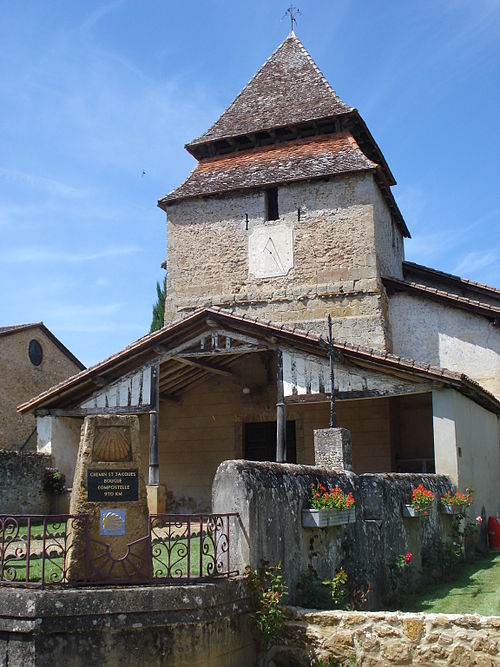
440;489;473;509
396;551;413;569
310;483;355;510
411;484;435;511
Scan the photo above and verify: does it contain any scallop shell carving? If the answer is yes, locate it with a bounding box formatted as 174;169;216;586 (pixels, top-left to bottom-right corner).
102;511;124;531
93;428;131;462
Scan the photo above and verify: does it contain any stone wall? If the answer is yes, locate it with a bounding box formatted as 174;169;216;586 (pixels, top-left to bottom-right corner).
389;291;500;399
0;327;82;450
0;578;255;667
212;460;455;606
270;607;500;666
165;172;397;349
0;451;51;514
373;175;404;281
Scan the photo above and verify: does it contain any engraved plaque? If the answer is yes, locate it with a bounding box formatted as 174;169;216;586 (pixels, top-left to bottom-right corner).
87;469;139;502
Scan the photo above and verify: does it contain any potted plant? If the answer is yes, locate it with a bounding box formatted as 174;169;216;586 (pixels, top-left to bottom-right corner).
302;483;356;528
440;489;473;516
402;483;435;518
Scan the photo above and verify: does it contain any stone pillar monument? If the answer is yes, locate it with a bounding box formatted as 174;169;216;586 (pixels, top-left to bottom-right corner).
66;414;150;583
314;427;353;470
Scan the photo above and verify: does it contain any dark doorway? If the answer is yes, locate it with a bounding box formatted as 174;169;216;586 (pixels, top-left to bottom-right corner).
244;421;296;463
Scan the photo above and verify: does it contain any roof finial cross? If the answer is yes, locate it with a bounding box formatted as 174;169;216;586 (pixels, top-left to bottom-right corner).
284;2;301;33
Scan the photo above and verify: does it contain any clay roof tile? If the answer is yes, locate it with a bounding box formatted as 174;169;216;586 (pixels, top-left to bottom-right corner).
160;134;375;206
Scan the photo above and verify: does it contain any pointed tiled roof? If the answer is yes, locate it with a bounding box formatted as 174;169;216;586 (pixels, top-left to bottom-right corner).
187;33;353;152
159;32;407;234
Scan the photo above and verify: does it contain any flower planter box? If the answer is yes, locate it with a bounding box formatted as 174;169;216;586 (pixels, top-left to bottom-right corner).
402;504;428;518
441;505;468;516
302;507;356;528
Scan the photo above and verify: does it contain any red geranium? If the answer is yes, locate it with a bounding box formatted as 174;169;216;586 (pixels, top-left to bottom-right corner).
411;484;435;511
310;483;355;510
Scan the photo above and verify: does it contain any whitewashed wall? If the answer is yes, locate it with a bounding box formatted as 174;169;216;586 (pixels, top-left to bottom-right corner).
37;415;82;486
389;293;500;398
79;365;152;410
282;348;425;398
432;388;500;516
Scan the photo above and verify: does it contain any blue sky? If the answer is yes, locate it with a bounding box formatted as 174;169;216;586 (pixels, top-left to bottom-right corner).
1;1;499;367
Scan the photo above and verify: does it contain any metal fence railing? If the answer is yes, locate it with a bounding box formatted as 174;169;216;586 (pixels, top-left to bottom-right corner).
0;514;88;587
0;512;238;588
150;513;238;582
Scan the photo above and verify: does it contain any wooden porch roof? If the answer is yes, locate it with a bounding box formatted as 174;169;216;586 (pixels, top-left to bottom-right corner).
17;307;500;415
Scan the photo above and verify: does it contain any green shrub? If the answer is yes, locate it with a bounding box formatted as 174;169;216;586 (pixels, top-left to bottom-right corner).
244;562;288;649
43;467;66;495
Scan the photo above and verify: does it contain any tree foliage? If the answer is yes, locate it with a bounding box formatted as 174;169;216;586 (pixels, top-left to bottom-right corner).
150;278;166;332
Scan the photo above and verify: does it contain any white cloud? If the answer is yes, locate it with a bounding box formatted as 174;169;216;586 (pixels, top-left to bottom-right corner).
0;168;87;199
1;246;141;263
453;249;500;277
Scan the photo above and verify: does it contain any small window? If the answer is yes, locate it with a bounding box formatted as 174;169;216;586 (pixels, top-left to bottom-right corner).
265;187;279;221
28;339;43;366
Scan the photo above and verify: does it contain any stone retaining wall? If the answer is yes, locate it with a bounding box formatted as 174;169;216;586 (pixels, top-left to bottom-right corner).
0;450;51;514
0;577;255;667
270;607;500;666
213;460;455;606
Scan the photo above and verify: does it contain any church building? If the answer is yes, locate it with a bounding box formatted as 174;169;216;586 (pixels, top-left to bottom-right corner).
19;33;500;518
159;33;500;400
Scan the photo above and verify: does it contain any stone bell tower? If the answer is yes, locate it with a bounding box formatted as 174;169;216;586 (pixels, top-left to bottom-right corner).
158;32;409;351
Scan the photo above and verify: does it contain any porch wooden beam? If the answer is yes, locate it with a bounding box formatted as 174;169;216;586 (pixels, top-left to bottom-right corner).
284;386;433;404
172;355;232;377
159;363;209;388
179;345;268;357
347;358;429;384
149;363;160;486
161;368;208;395
153;346;167;356
34;405;152;417
159;364;196;382
91;375;108;387
276;348;286;463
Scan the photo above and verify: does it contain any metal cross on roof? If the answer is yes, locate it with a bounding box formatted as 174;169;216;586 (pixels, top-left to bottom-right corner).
327;314;337;428
284;2;301;32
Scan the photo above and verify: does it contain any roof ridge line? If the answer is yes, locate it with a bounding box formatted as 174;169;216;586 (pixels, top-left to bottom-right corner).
289;32;347;106
185;36;294;151
403;260;500;296
384;275;500;314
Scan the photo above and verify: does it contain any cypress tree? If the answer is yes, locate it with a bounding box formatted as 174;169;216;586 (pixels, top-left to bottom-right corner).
150;278;166;332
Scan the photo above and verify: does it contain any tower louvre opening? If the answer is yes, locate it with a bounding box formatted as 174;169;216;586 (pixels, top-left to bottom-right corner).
265;187;279;221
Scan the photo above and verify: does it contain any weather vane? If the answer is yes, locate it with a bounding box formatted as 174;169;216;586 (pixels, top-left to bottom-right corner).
283;2;301;32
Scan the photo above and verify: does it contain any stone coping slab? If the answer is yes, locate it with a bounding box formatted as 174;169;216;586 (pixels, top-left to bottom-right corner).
0;577;250;631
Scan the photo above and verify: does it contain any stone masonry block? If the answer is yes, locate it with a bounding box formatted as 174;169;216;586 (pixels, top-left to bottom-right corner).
314;427;353;470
